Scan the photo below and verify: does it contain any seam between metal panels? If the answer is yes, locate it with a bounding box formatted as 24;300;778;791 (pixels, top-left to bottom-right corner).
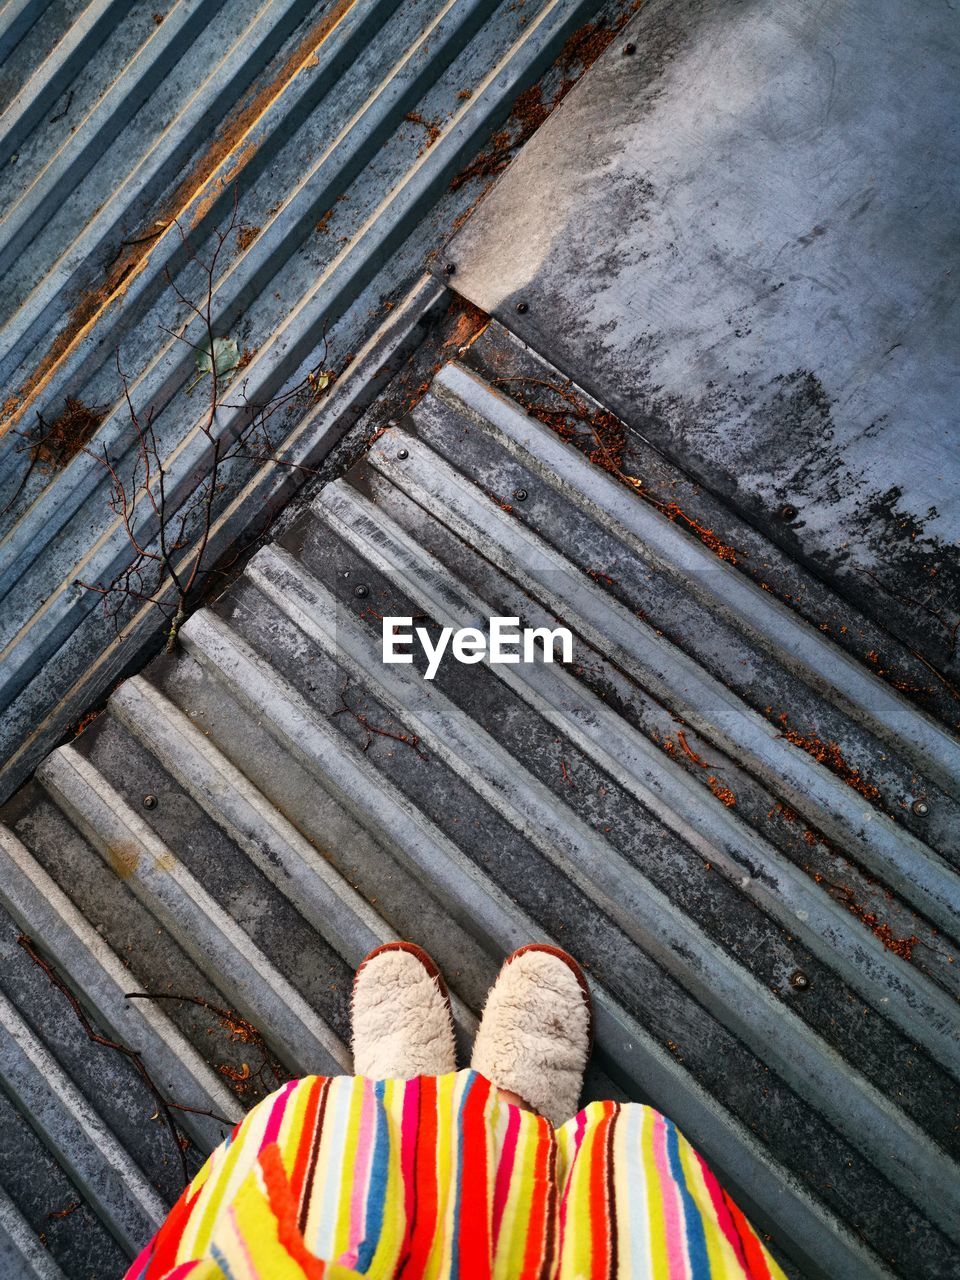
245;543;960;1241
0;0;590;606
176;606;893;1280
0;274;444;801
0;824;241;1151
0;989;166;1256
0;0;606;768
433;362;960;799
366;430;960;941
36;747;351;1077
314;477;960;1078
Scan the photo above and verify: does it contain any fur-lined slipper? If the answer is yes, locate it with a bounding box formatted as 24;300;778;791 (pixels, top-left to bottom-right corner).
351;941;456;1080
471;944;593;1126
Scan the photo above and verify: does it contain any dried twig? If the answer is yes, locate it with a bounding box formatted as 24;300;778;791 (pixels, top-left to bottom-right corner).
47;1201;81;1221
332;679;427;759
126;991;285;1093
74;189;335;651
16;936;235;1185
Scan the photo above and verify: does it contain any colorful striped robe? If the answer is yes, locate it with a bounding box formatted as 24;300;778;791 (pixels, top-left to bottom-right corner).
127;1070;786;1280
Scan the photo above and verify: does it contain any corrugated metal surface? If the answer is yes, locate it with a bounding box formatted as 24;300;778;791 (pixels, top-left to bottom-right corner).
1;322;957;1277
439;0;960;705
0;0;638;801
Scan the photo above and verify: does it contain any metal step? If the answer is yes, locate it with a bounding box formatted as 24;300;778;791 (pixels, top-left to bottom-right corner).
1;331;958;1278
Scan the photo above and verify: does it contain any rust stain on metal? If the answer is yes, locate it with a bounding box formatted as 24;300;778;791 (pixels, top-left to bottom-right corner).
442;301;489;355
707;775;737;807
493;374;742;564
106;842;140;880
235;223;261;252
774;711;882;803
0;0;357;440
807;866;919;960
450;8;640;193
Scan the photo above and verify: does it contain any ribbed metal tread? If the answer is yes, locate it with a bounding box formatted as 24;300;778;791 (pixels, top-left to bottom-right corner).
0;1184;67;1280
0;0;637;800
1;334;958;1277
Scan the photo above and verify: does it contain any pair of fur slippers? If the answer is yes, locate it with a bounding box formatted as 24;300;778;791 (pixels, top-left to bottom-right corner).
352;941;593;1127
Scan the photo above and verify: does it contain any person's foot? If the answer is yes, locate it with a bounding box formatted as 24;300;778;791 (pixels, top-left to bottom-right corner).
351;941;456;1079
471;944;593;1126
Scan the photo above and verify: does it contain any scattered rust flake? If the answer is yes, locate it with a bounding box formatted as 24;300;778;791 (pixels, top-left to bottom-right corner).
677;729;709;768
47;1201;81;1220
405;110;442;149
443;301;489;355
775;712;882;803
707;775;737;807
0;0;357;439
808;869;919;960
236;223;261;252
493;375;743;564
73;706;104;738
451;6;639;193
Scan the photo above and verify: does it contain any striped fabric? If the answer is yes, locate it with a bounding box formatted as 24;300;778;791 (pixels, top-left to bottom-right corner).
127;1070;786;1280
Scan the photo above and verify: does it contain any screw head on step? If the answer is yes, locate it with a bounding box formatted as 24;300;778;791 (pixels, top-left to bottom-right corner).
515;300;529;314
623;42;637;55
444;262;456;275
779;503;799;522
789;969;810;990
513;487;528;502
354;584;369;599
912;798;930;817
397;447;409;460
142;794;158;811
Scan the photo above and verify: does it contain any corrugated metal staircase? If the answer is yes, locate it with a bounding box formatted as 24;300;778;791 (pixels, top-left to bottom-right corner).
1;323;958;1279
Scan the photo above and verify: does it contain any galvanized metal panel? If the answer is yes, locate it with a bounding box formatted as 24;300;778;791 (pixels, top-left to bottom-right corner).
0;0;636;799
441;0;960;692
0;1184;67;1279
3;324;958;1276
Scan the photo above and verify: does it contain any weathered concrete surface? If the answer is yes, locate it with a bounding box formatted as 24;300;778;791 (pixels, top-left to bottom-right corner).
441;0;960;683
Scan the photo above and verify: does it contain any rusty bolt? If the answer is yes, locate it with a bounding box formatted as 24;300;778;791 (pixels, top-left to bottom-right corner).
912;798;930;817
515;300;529;314
354;584;369;599
513;487;528;502
623;42;637;55
780;504;799;522
789;969;810;990
397;448;409;460
142;794;158;811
